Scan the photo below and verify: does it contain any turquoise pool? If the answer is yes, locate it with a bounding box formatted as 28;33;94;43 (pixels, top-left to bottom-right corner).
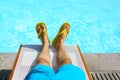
0;0;120;53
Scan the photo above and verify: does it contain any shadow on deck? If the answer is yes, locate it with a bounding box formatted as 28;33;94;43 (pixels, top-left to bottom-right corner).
0;69;11;80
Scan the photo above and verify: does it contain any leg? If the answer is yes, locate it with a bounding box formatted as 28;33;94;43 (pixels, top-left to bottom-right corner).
53;24;86;80
25;23;54;80
53;23;72;67
36;23;50;66
56;44;72;67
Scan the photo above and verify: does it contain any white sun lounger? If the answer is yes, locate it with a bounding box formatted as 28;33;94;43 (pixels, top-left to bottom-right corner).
9;44;92;80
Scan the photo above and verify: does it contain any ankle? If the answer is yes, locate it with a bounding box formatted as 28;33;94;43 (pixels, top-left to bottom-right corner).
42;35;49;45
43;44;49;49
56;43;64;50
43;40;49;46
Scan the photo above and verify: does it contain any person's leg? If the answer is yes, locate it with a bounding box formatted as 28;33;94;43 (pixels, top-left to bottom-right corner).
35;23;50;66
52;23;72;67
25;23;55;80
53;23;86;80
56;44;72;67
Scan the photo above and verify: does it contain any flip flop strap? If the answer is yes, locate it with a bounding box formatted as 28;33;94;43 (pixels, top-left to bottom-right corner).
38;30;47;38
58;29;68;37
37;29;50;44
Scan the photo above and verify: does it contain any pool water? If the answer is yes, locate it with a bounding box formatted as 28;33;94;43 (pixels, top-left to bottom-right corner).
0;0;120;53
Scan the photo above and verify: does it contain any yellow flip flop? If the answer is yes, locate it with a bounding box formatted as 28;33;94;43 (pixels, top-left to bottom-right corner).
52;22;70;46
35;22;50;43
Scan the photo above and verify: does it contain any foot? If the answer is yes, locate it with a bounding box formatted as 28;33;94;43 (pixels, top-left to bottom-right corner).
53;23;70;49
36;23;49;46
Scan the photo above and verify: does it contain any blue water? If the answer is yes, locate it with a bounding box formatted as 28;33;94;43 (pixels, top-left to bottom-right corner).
0;0;120;53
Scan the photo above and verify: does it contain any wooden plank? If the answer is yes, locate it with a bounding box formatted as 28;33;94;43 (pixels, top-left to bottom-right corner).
116;73;120;79
91;72;98;80
103;73;111;80
108;73;115;80
112;73;120;80
77;46;92;80
95;72;102;80
9;44;22;80
100;72;107;80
